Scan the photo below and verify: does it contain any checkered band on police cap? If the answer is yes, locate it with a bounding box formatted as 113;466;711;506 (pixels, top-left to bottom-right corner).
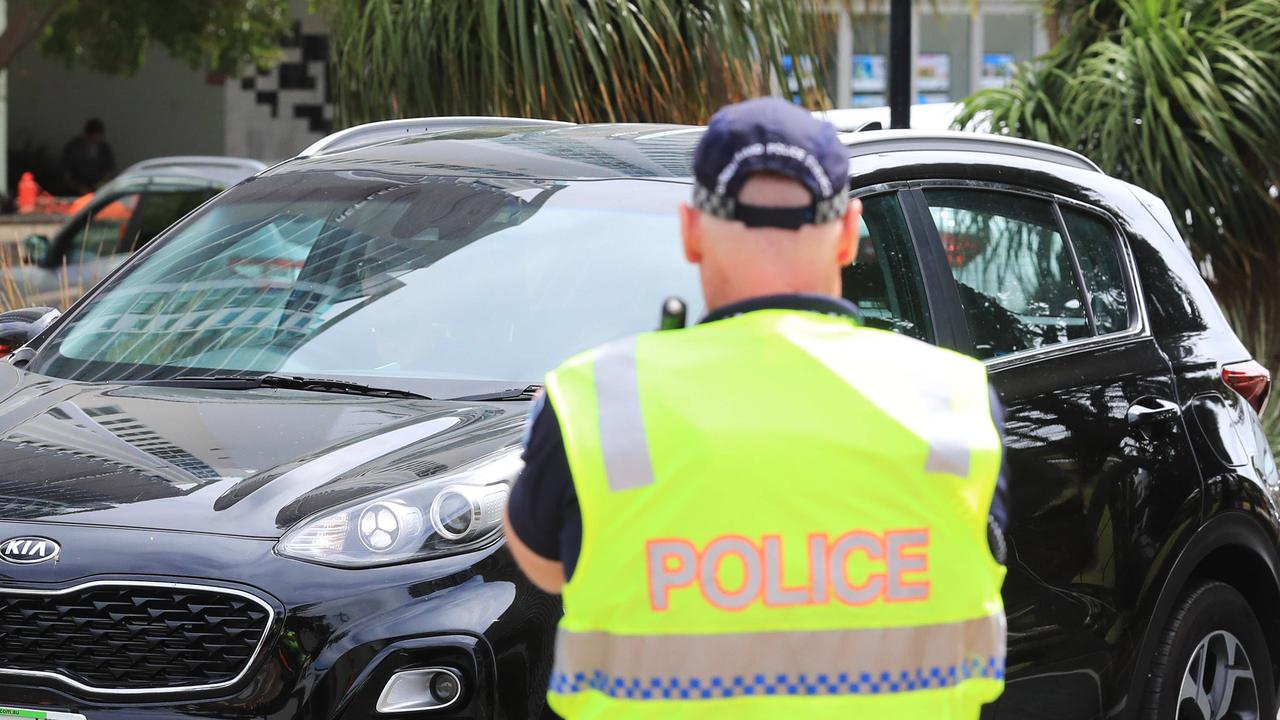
692;185;848;225
692;98;851;228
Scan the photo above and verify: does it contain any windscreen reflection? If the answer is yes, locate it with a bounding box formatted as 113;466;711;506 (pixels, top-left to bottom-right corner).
32;174;703;392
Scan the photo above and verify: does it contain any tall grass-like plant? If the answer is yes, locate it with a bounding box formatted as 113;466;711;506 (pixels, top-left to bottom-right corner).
320;0;837;126
0;245;79;312
957;0;1280;443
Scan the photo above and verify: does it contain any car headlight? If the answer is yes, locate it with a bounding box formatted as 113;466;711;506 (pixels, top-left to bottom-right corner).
276;449;521;567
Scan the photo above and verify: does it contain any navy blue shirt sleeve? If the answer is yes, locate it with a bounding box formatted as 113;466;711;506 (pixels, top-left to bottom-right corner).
988;387;1010;535
506;387;1012;581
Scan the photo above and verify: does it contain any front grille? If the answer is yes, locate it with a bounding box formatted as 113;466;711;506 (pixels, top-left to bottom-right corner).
0;582;272;692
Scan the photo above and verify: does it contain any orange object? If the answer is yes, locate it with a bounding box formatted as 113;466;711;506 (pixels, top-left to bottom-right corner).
67;192;95;215
34;191;66;215
16;173;38;214
96;200;132;221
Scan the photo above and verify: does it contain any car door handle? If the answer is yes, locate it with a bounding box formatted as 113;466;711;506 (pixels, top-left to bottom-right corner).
1126;397;1181;427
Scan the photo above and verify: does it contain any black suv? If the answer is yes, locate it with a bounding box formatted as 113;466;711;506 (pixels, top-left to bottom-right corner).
0;119;1273;720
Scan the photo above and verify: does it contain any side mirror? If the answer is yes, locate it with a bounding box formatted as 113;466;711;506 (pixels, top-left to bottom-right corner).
22;234;50;266
0;307;60;359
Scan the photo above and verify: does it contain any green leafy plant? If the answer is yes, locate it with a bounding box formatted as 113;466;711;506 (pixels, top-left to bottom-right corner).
957;0;1280;443
320;0;837;126
0;0;290;74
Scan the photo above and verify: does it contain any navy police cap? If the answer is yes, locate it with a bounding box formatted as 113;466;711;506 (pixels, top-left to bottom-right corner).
692;98;850;230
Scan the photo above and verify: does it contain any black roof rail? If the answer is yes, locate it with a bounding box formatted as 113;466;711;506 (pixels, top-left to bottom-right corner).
298;116;574;157
841;130;1102;173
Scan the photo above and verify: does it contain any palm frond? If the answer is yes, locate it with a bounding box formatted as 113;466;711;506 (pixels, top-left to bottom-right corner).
320;0;838;127
958;0;1280;445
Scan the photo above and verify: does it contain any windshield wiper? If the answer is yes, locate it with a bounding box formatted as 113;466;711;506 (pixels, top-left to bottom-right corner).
129;374;431;400
450;384;542;402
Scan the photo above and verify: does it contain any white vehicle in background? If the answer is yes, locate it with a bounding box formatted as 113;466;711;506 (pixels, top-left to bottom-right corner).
815;101;990;133
4;156;264;307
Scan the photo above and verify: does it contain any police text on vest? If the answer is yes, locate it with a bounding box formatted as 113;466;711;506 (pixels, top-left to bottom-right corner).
646;530;930;611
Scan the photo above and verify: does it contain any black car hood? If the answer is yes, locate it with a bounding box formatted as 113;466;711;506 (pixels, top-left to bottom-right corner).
0;364;528;538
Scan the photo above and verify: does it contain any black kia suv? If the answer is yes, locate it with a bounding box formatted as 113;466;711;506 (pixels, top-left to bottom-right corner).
0;118;1273;720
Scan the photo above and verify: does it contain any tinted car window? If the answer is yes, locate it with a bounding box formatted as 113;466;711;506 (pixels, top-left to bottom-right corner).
845;193;931;341
121;189;219;254
1061;206;1131;335
924;188;1089;359
69;193;140;260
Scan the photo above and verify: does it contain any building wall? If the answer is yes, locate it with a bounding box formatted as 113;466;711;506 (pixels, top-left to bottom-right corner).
918;13;971;104
985;13;1039;63
7;44;226;176
0;0;8;195
224;2;333;163
805;1;1046;110
5;0;335;192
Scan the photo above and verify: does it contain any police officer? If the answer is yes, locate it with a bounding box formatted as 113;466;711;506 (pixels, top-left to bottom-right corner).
505;97;1008;719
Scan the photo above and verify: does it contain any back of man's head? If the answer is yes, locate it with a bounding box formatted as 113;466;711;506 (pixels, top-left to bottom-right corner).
84;118;105;138
681;98;862;311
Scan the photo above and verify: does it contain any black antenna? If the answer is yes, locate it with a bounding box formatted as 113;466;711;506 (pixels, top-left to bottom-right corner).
659;297;687;331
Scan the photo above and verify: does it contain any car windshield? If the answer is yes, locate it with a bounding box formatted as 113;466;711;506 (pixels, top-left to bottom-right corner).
30;172;704;396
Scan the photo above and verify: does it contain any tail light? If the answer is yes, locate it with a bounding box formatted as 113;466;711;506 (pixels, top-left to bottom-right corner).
1223;360;1272;415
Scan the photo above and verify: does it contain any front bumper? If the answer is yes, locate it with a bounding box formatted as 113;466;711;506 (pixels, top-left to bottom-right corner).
0;521;560;719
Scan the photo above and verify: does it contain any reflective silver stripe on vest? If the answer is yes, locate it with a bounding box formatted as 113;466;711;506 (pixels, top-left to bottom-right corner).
925;435;971;477
594;337;656;491
552;614;1005;688
920;383;972;477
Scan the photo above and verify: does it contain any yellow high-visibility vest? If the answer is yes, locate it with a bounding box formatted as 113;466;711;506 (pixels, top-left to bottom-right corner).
543;309;1006;720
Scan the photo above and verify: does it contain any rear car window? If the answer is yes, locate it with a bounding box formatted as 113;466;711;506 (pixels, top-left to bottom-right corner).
845;193;931;342
1060;206;1131;335
924;188;1089;359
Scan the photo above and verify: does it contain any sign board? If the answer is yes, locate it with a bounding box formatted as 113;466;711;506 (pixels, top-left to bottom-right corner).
852;54;887;93
981;53;1017;89
916;53;951;92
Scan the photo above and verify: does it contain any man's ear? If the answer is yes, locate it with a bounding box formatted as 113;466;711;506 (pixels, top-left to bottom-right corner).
835;197;863;266
680;202;702;264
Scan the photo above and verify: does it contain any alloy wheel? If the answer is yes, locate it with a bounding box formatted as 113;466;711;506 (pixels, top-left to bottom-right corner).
1177;630;1260;720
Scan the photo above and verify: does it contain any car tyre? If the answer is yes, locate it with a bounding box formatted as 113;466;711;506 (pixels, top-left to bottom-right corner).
1142;579;1275;720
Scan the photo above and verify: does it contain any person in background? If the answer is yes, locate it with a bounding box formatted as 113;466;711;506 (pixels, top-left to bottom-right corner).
62;118;116;195
506;97;1009;719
